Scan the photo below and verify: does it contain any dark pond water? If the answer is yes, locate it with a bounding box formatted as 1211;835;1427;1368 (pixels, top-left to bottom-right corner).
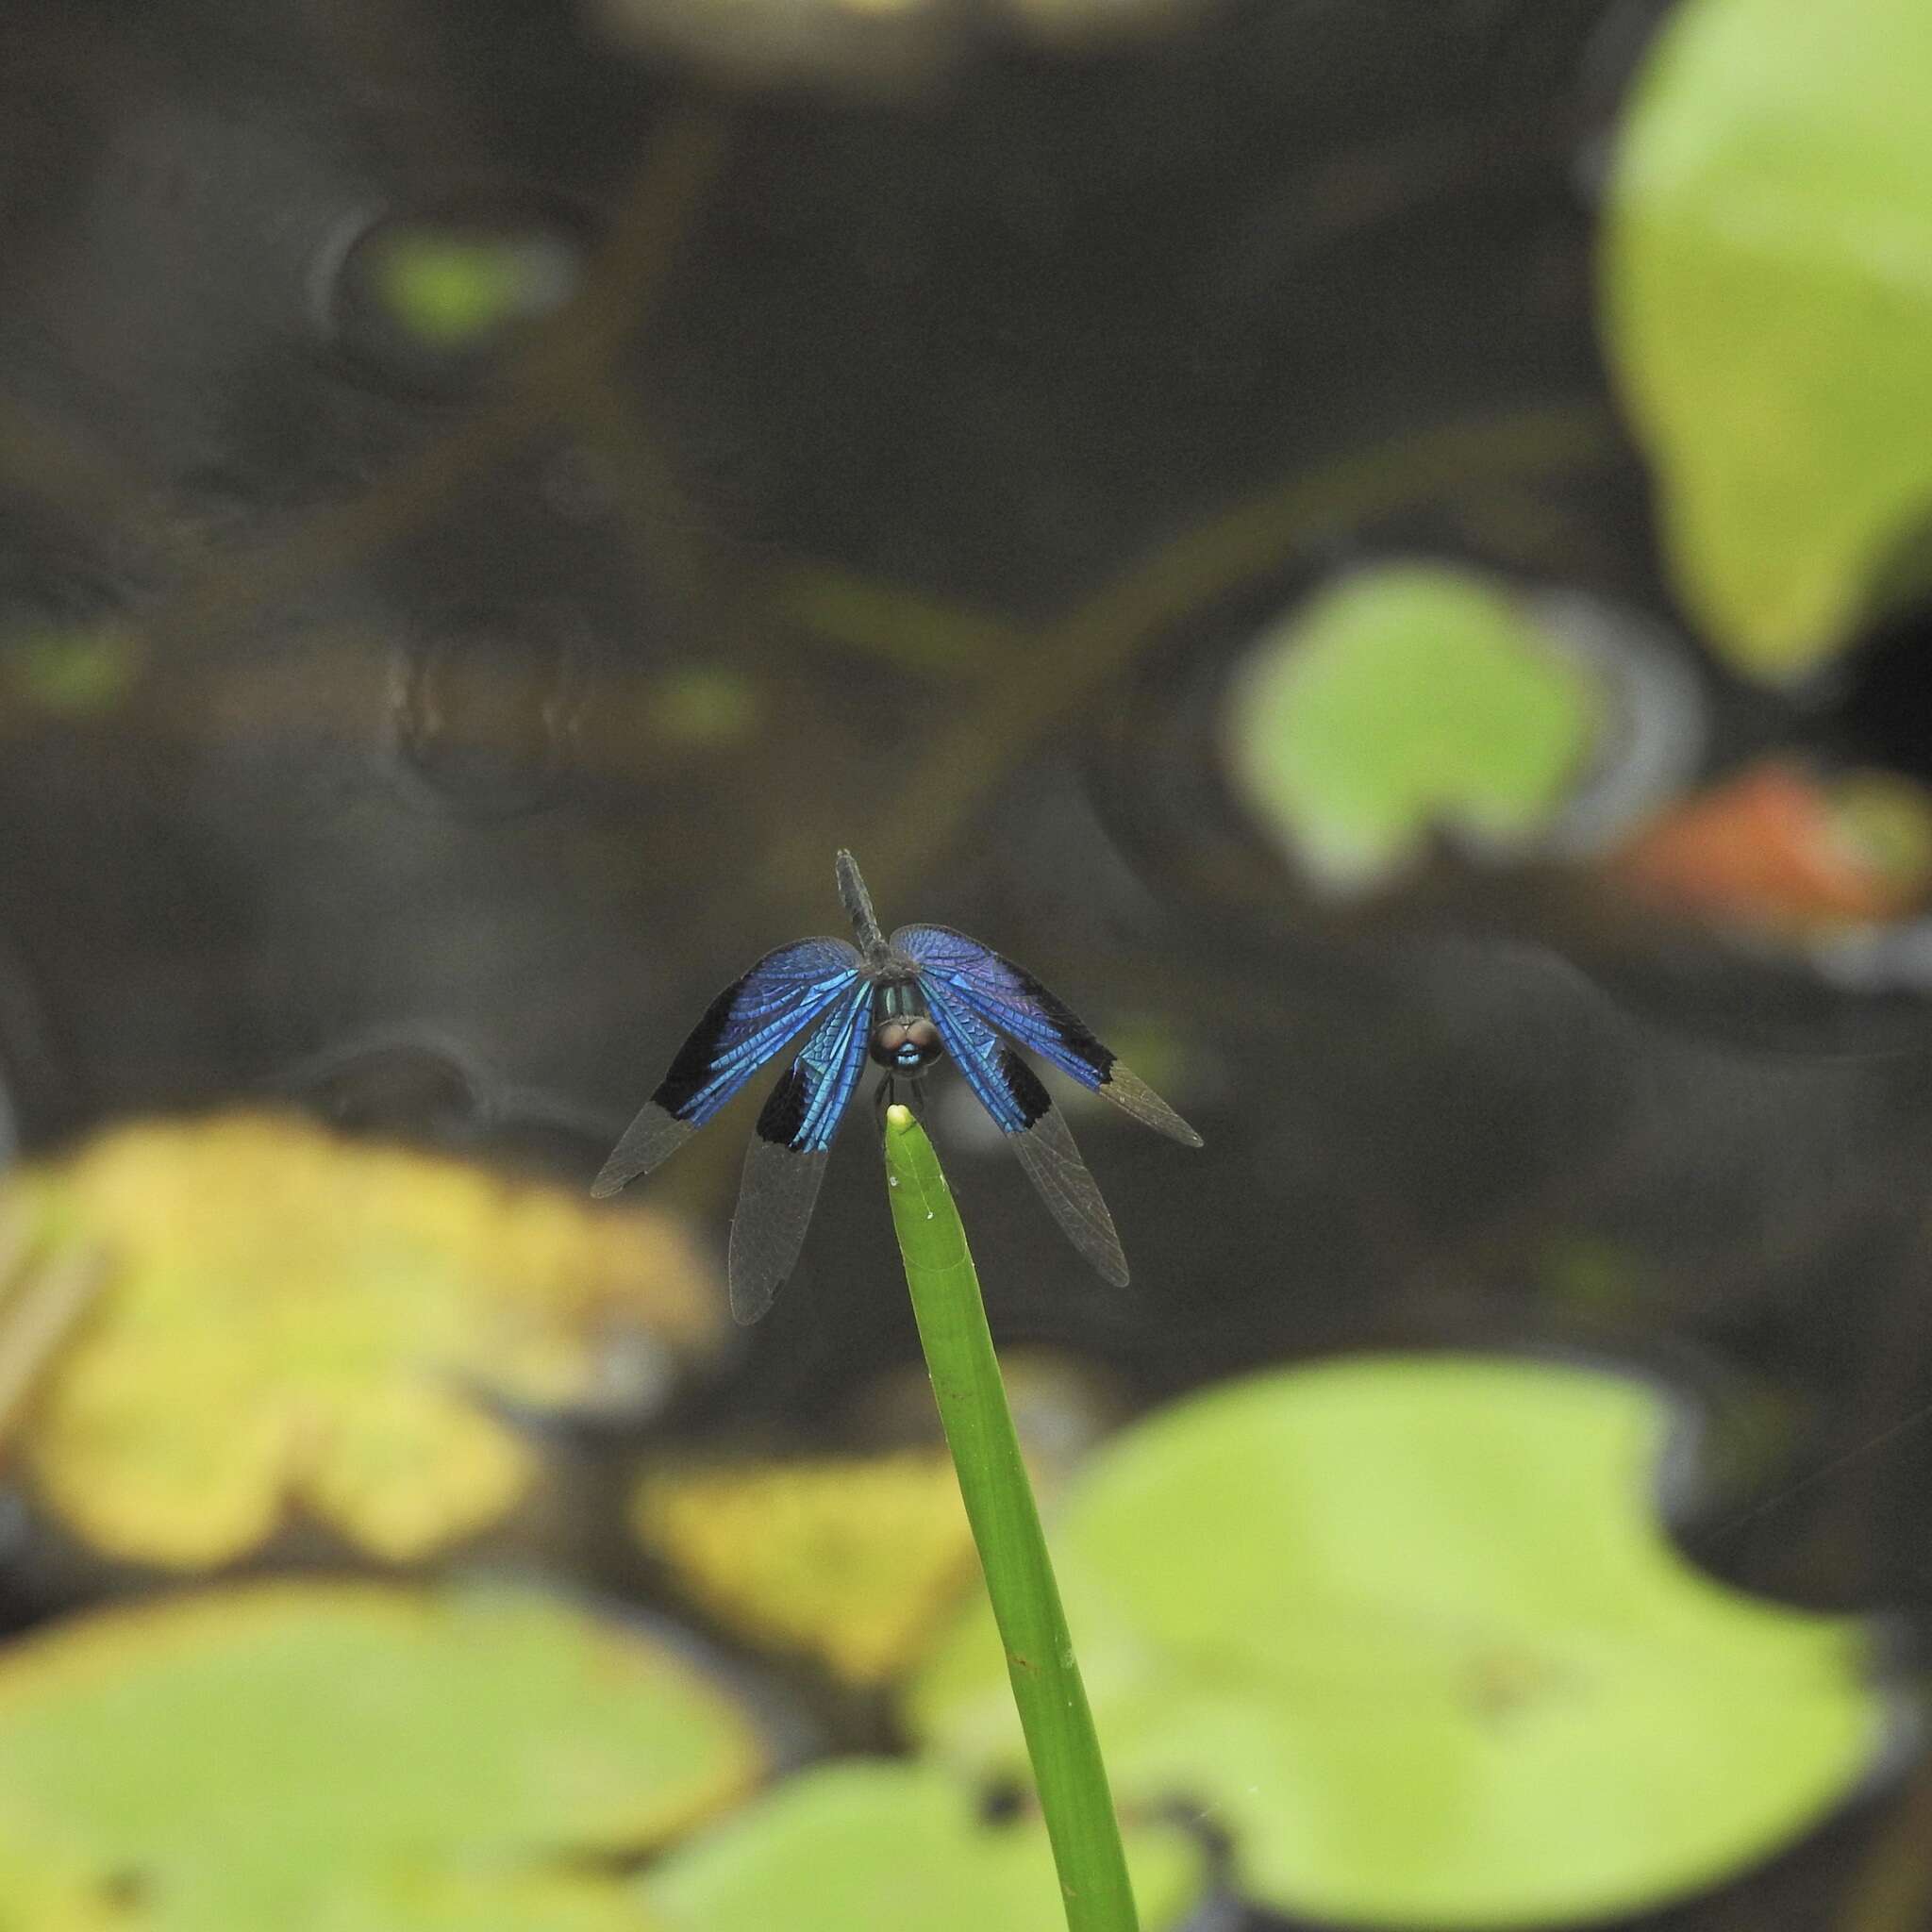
4;2;1932;1926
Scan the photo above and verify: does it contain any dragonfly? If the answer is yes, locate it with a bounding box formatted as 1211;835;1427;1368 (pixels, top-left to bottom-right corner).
592;850;1203;1323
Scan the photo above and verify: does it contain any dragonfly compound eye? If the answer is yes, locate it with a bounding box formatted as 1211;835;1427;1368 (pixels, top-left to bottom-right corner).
872;1016;943;1071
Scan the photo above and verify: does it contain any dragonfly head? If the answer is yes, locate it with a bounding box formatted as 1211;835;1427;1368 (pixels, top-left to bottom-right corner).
870;1014;943;1074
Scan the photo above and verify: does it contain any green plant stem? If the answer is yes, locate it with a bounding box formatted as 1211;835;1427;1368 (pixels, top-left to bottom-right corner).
882;1104;1138;1932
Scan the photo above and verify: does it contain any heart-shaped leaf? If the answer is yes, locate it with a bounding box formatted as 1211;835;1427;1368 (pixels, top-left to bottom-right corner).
1224;565;1603;891
908;1355;1889;1926
0;1581;761;1929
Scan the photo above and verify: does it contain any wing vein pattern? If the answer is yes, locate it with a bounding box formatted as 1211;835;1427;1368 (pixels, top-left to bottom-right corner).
895;924;1200;1146
914;973;1129;1287
727;976;875;1323
591;936;859;1197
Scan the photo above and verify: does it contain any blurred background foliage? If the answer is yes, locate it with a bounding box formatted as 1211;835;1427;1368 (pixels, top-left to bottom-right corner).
1;1112;720;1567
5;0;1932;1924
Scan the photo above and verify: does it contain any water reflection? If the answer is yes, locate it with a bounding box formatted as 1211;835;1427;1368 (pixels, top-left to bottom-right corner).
275;1027;623;1158
390;606;587;818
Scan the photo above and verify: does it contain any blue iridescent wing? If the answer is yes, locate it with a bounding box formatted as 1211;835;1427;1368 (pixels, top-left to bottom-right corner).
591;937;862;1199
914;974;1130;1287
895;924;1202;1147
727;975;875;1323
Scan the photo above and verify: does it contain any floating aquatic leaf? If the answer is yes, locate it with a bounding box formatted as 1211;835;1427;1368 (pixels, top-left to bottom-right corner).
1612;761;1932;933
367;227;579;353
1224;565;1602;891
908;1355;1888;1925
0;1581;758;1930
2;626;142;721
0;1821;133;1932
273;1866;653;1932
634;1449;978;1687
3;1111;721;1566
1603;0;1932;678
635;1355;1124;1687
0;1205;107;1456
646;1758;1205;1932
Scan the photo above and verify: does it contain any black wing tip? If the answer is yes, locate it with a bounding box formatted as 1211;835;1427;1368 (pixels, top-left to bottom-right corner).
588;1172;628;1199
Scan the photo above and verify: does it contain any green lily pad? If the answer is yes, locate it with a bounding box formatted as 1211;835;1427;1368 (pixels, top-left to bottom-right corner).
0;1581;761;1930
0;1821;132;1932
371;228;578;352
1224;565;1602;891
3;626;142;720
1602;0;1932;679
645;1758;1206;1932
908;1356;1887;1926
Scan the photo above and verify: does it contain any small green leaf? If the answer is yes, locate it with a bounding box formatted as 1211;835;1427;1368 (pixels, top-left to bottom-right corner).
646;1760;1205;1932
372;229;576;351
0;1581;761;1929
4;627;142;719
1602;0;1932;678
908;1356;1887;1926
1224;565;1602;890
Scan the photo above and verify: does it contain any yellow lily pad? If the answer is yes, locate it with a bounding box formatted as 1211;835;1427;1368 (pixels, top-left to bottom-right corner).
633;1357;1121;1688
2;1111;721;1566
632;1449;979;1687
0;1581;755;1930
